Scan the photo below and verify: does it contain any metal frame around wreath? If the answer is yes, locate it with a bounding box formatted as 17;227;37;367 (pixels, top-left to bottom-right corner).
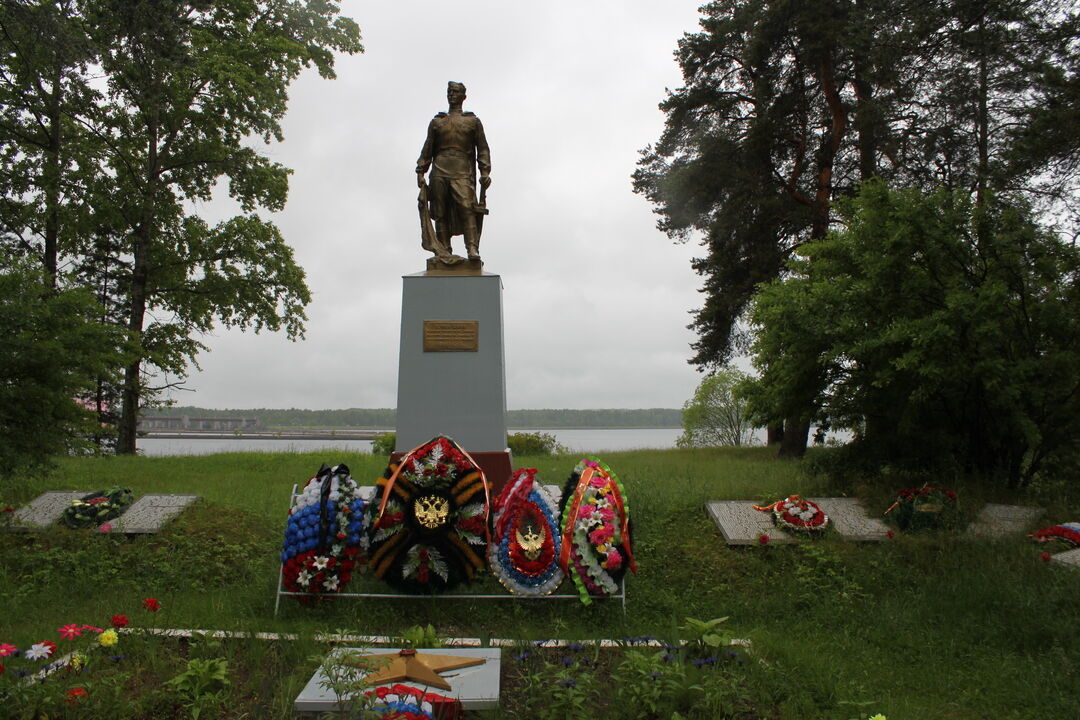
273;483;627;616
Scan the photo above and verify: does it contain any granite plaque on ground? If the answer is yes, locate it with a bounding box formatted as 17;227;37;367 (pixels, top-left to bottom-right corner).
1052;548;1080;569
109;494;198;534
968;503;1044;537
809;497;891;542
9;491;86;530
706;501;796;545
295;647;500;714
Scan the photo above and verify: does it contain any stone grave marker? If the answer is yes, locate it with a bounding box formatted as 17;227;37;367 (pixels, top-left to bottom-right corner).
1051;548;1080;569
809;497;891;542
9;491;86;531
706;501;796;545
968;503;1044;537
294;647;501;715
108;494;198;534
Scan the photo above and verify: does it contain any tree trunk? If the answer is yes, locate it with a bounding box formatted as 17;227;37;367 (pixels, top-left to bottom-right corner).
778;418;811;459
766;423;784;445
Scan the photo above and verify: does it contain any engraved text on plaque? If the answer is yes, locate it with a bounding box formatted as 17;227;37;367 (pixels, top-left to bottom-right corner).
423;320;479;352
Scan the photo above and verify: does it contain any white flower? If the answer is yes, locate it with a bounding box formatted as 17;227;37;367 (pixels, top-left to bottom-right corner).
297;570;312;586
25;643;54;661
329;491;340;502
312;556;329;570
331;544;343;555
800;510;815;521
323;576;340;591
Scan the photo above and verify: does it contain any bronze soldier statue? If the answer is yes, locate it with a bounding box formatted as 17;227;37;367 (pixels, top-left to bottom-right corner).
416;81;491;265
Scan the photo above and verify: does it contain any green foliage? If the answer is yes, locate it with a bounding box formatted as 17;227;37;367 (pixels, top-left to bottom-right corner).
743;181;1080;486
314;649;389;720
679;617;732;655
508;431;565;455
677;368;755;448
0;1;364;453
370;432;395;456
0;251;126;480
166;657;231;720
395;623;443;649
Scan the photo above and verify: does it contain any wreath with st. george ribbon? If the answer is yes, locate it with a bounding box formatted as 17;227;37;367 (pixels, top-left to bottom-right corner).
365;436;489;593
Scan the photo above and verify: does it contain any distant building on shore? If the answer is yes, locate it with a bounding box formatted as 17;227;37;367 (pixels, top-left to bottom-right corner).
138;416;260;432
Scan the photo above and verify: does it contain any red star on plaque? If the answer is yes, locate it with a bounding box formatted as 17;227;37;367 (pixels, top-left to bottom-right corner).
346;648;486;691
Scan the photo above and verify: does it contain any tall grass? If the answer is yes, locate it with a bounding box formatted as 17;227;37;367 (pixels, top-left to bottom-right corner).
1;446;1077;718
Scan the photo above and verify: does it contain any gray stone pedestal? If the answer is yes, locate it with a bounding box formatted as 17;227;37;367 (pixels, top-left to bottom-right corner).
395;272;508;455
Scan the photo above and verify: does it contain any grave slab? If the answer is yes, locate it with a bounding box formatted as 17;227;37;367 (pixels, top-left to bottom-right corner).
109;494;198;534
808;497;891;542
968;503;1044;537
10;491;87;530
706;501;796;545
295;647;500;714
1052;548;1080;569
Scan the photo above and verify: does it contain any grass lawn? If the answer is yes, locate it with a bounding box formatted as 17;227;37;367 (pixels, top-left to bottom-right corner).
1;446;1077;718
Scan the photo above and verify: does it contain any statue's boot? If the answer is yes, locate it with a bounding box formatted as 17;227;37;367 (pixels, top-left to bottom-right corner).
463;220;481;261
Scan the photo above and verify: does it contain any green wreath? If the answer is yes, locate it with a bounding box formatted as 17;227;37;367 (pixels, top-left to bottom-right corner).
61;488;134;529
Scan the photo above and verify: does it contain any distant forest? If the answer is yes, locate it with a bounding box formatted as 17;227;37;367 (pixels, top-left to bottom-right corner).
146;406;683;429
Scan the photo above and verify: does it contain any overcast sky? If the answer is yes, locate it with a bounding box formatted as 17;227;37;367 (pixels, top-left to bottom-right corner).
177;0;711;411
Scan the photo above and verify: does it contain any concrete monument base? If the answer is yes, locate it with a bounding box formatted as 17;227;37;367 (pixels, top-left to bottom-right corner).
395;271;510;489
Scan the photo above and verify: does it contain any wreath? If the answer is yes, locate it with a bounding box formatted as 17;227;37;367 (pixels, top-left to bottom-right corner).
753;495;829;532
281;464;368;597
366;684;463;720
489;468;564;596
365;436;489;593
559;457;637;604
1029;522;1080;548
61;488;134;529
883;486;958;531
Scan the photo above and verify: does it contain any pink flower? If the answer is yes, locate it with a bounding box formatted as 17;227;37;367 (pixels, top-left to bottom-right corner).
589;475;607;488
604;548;623;569
142;598;160;612
57;624;82;640
98;523;112;533
0;643;16;657
589;525;615;545
598;506;615;521
579;504;596;518
758;534;771;546
81;625;103;634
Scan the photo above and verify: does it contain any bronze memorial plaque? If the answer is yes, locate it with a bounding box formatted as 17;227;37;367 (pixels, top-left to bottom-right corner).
423;320;479;352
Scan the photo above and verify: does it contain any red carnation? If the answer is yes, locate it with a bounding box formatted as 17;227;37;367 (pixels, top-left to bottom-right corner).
142;598;160;612
758;534;770;546
65;687;88;705
886;530;895;540
1041;551;1052;563
111;614;129;628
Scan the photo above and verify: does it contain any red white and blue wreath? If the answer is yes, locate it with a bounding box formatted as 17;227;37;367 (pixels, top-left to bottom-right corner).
365;684;463;720
1029;522;1080;547
559;457;637;604
281;464;368;597
365;436;489;593
753;495;829;532
489;467;564;596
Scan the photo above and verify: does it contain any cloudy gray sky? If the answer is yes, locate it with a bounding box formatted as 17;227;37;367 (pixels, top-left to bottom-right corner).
178;0;711;411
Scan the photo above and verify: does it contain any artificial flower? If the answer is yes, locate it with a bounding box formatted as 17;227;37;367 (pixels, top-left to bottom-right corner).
98;629;119;647
297;569;312;586
886;530;895;539
142;597;160;612
98;523;113;533
312;556;329;571
81;625;102;634
65;687;88;705
1;506;13;512
111;614;129;628
25;642;55;661
323;576;340;591
758;533;771;546
0;643;16;657
68;652;86;671
57;624;82;640
1040;552;1052;563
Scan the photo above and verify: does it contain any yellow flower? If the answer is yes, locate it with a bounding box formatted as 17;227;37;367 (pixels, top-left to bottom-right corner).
868;715;887;720
97;629;119;648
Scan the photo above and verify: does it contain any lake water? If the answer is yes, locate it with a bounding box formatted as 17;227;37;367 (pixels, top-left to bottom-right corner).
137;428;685;457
